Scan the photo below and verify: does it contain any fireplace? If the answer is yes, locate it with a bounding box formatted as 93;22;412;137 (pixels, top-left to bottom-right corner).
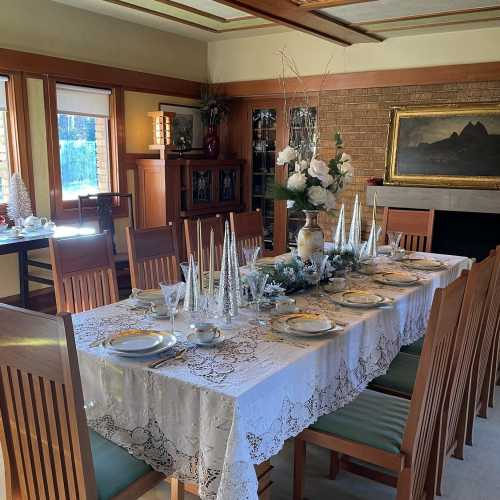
432;211;500;261
366;185;500;261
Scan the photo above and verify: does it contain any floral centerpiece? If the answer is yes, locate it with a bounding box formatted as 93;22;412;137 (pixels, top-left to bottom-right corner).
272;132;353;260
200;87;229;159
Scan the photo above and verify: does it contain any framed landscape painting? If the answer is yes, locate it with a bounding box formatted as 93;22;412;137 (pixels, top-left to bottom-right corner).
385;104;500;189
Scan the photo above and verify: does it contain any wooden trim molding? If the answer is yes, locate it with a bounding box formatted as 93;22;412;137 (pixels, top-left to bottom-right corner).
0;47;202;98
216;60;500;97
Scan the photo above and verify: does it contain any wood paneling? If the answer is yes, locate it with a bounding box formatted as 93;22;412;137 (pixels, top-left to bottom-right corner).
217;61;500;97
0;47;202;98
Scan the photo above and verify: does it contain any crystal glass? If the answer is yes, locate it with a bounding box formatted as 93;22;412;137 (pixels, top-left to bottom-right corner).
160;282;185;335
180;261;196;281
310;252;329;297
246;271;269;326
387;231;403;257
243;245;261;270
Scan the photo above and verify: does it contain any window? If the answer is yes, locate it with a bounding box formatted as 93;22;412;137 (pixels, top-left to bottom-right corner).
56;84;112;201
0;76;11;204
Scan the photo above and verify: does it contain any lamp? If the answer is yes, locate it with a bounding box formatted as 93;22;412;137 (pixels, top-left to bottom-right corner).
148;111;175;159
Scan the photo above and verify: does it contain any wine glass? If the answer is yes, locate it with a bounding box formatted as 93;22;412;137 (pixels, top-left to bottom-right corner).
246;271;269;326
310;252;329;297
243;245;261;270
387;231;403;258
160;282;185;335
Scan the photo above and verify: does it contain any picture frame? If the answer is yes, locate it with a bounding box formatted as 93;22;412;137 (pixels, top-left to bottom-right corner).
385;103;500;189
159;102;203;150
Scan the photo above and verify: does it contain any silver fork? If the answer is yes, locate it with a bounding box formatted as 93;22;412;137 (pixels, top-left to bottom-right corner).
148;349;187;369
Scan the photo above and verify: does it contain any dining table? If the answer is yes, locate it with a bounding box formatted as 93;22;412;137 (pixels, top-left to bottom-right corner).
73;251;470;500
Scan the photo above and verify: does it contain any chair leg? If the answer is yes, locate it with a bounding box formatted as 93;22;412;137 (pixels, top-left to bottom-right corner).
329;451;340;480
293;437;307;500
170;477;185;500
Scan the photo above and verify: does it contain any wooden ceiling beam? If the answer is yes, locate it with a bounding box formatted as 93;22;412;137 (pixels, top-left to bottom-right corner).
214;0;383;45
294;0;376;9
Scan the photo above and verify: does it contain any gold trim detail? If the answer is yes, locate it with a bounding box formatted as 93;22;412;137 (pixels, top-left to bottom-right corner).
385;104;500;190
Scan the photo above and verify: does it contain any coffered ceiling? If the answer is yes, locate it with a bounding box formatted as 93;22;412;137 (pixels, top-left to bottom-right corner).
53;0;500;42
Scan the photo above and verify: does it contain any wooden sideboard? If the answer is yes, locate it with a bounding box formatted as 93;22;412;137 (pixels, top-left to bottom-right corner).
135;157;244;257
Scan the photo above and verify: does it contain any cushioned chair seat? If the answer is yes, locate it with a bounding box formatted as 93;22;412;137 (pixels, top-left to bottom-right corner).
90;429;153;500
310;390;410;454
401;336;424;356
369;353;419;398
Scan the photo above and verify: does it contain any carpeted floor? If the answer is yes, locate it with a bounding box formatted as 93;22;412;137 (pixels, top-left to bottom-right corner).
1;388;499;499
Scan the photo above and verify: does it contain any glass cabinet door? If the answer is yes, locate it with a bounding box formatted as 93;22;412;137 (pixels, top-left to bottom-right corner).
287;106;317;248
251;108;277;251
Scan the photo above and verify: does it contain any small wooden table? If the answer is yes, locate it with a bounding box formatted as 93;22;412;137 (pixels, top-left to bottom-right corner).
0;226;95;307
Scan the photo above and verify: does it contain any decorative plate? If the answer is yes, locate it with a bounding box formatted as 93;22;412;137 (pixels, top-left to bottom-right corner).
104;330;177;357
374;272;419;286
403;258;445;271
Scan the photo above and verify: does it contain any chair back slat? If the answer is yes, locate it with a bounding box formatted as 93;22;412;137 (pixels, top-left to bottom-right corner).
0;306;97;500
443;254;495;455
126;223;180;289
381;208;435;253
229;210;265;263
184;216;224;271
398;271;468;500
50;232;119;314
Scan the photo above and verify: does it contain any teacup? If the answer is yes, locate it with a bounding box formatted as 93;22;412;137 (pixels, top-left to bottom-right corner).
190;322;220;344
329;277;346;292
275;296;296;314
150;303;170;318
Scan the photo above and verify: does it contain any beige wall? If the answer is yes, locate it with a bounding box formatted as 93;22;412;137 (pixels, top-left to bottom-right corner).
208;27;500;83
0;0;207;82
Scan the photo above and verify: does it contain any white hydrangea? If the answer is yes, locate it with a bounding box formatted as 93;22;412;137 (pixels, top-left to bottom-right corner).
320;174;334;188
324;190;336;210
287;172;307;192
340;152;353;183
276;146;297;166
307;185;328;207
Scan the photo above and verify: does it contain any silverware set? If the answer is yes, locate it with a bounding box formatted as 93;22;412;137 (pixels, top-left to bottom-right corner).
148;348;187;369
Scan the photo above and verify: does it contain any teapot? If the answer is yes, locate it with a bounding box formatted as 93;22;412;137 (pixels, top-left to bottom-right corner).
23;215;48;232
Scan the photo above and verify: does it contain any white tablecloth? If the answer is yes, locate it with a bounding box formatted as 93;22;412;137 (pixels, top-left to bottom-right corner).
73;253;470;500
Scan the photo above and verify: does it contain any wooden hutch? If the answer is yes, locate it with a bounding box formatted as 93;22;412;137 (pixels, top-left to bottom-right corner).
135;156;244;257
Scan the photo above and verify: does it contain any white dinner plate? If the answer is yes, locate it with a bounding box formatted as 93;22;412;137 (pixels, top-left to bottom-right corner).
104;331;177;357
374;272;419;286
271;313;342;337
331;291;391;309
403;258;446;271
108;330;164;352
286;314;333;334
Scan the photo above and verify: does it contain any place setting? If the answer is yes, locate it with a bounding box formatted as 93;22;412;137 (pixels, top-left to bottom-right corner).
329;290;394;309
270;311;344;338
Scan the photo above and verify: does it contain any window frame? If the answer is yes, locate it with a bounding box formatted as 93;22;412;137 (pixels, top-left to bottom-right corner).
0;71;34;218
45;77;126;221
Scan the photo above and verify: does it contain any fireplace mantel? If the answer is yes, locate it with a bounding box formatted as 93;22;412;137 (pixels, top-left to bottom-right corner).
366;185;500;214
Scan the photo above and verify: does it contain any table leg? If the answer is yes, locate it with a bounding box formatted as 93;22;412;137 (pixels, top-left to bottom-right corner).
18;249;29;308
170;477;185;500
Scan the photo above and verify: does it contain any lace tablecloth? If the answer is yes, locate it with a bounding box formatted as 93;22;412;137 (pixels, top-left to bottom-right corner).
73;252;470;500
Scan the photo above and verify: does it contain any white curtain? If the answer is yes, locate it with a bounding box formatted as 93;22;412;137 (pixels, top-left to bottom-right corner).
0;76;8;111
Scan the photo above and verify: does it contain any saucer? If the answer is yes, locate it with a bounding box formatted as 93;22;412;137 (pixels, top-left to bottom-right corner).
187;332;225;347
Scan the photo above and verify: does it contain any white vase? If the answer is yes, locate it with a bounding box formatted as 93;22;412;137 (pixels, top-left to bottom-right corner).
297;210;324;261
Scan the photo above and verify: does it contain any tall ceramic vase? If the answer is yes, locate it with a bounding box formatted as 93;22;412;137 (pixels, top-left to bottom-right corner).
204;125;220;159
297;210;324;262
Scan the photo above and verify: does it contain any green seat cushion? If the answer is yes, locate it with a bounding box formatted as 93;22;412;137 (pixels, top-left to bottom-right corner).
310;390;410;454
369;352;419;398
90;429;153;500
401;336;424;356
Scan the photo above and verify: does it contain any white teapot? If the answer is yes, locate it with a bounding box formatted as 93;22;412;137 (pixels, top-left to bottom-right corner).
23;215;48;232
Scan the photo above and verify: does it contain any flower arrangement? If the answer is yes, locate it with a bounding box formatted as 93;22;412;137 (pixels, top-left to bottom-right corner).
200;87;229;128
272;132;353;212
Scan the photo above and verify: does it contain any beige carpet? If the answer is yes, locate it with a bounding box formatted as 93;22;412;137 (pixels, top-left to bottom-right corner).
2;388;499;499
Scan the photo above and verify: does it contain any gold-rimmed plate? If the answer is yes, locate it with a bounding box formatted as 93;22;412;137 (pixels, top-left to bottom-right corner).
332;290;390;309
402;258;446;271
104;329;177;357
285;313;334;334
374;272;419;286
271;313;341;337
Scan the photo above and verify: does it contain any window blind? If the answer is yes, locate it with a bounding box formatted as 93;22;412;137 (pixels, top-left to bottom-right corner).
56;83;111;117
0;76;8;112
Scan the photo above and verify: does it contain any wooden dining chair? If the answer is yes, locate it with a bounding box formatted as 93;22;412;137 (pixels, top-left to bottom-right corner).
229;210;265;264
380;207;435;252
488;245;500;409
126;223;180;290
184;215;224;270
49;231;119;314
293;271;468;500
466;247;500;444
368;253;495;495
0;304;164;500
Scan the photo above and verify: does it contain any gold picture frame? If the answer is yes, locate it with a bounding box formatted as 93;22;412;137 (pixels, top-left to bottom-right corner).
385;103;500;189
